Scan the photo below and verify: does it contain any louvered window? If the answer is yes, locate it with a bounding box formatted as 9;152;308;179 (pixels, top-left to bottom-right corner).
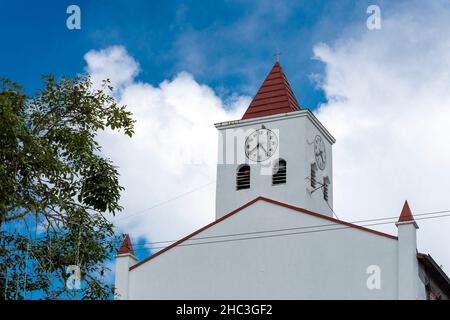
310;163;317;188
323;178;329;201
272;159;287;185
236;165;250;190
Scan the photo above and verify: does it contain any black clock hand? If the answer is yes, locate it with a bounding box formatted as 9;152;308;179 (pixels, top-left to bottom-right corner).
249;144;258;154
257;132;260;158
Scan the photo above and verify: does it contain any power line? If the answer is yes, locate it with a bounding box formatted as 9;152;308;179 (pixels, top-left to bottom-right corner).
326;200;339;220
128;209;450;247
132;213;450;252
115;180;216;221
304;176;338;219
7;181;450;251
5;209;450;257
126;210;450;251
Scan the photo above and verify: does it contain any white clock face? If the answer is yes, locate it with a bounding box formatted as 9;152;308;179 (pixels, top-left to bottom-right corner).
314;135;326;170
245;128;278;162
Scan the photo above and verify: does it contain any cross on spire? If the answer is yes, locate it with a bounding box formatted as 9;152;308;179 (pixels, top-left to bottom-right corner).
274;49;282;62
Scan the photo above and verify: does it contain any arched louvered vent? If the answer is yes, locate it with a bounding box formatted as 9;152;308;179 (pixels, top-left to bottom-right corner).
323;177;329;201
310;163;317;188
236;165;250;190
272;159;287;185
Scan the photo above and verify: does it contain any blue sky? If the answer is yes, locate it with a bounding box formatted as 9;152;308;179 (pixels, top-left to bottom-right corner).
0;0;383;110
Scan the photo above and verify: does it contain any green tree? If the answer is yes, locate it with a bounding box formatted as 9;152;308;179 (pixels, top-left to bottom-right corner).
0;75;134;299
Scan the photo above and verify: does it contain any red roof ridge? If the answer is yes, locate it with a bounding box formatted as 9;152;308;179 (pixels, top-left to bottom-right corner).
117;234;135;256
129;197;397;271
398;200;415;223
242;62;301;120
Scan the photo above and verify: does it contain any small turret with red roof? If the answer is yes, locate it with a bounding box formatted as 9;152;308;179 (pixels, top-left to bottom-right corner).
114;234;137;300
396;200;418;228
117;234;135;256
396;200;420;299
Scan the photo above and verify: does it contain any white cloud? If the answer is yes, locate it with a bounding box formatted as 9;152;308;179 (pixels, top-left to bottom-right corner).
84;46;140;92
84;46;249;255
314;1;450;270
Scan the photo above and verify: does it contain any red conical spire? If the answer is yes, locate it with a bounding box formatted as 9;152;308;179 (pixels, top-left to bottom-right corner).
117;234;135;255
242;62;301;120
398;200;415;223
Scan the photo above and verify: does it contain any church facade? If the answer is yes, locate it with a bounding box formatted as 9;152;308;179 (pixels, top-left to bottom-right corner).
114;62;450;300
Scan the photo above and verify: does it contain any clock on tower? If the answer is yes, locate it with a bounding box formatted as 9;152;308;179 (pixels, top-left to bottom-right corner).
244;127;278;162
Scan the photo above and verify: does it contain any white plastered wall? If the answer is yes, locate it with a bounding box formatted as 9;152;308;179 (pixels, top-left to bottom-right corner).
128;200;401;299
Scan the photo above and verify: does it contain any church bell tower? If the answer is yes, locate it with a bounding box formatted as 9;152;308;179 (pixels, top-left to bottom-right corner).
215;61;335;219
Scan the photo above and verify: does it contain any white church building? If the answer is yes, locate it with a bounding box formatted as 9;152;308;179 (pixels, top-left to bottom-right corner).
114;62;450;300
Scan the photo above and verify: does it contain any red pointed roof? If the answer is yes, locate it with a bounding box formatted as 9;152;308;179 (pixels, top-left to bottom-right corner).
242;62;301;120
117;234;135;255
398;200;415;223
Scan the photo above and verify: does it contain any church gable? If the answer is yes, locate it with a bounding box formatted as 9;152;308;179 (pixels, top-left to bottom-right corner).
130;197;397;272
127;197;399;299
